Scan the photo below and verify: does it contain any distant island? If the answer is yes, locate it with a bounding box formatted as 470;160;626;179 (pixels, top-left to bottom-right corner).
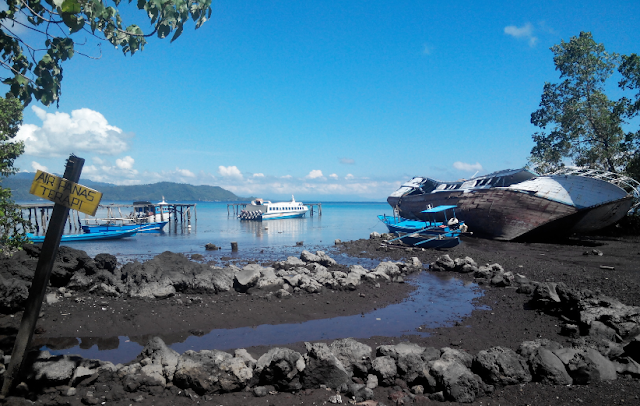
2;172;253;202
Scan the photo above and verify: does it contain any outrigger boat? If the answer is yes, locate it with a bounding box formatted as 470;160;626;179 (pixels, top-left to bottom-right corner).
82;198;172;233
28;228;138;243
380;205;467;248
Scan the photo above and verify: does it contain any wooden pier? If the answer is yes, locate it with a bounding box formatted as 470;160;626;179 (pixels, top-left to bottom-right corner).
19;202;197;233
227;202;322;216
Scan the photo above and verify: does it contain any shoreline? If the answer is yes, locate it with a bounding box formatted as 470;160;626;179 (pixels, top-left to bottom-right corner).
1;234;639;404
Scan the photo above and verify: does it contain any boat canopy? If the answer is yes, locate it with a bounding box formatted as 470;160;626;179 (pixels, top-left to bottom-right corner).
421;205;457;213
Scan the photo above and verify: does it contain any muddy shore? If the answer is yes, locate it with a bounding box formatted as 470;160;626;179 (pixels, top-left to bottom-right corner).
1;234;640;405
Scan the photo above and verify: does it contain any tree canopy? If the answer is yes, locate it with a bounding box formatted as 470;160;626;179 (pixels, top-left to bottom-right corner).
0;97;31;249
528;32;636;174
0;0;212;106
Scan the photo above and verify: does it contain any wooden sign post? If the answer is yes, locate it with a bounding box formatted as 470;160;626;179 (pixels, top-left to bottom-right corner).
1;155;91;397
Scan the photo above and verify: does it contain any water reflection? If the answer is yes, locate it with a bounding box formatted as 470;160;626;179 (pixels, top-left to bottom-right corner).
240;217;309;239
41;273;483;365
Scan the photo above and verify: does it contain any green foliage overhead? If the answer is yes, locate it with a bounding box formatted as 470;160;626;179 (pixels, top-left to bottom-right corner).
0;97;31;249
0;0;212;106
529;32;635;174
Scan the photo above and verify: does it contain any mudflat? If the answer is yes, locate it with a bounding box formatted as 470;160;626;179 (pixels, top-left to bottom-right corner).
2;234;640;405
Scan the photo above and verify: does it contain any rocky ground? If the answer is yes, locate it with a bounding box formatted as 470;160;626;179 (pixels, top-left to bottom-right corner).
0;232;639;405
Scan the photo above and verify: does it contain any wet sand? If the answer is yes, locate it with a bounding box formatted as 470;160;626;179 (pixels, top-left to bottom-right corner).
2;233;640;405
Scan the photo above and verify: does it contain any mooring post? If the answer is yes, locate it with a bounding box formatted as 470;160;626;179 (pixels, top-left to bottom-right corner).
1;155;85;397
231;241;238;251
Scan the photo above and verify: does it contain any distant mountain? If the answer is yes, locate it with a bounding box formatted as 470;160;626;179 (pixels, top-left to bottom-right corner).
1;172;250;202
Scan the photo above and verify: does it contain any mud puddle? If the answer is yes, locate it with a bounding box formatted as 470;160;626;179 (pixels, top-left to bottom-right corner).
40;272;484;364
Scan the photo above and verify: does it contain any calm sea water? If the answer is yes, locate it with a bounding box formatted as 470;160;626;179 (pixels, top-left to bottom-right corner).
32;201;393;259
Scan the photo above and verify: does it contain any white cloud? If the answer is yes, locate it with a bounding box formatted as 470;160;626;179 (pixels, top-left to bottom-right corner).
504;23;538;47
339;158;355;165
16;106;131;157
253;173;265;177
453;161;483;172
116;156;134;170
329;173;338;179
281;175;292;179
306;169;324;179
31;161;48;172
345;173;354;180
218;165;243;179
175;167;195;177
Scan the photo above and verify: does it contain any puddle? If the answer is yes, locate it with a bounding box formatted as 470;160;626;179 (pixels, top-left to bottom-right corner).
41;272;484;364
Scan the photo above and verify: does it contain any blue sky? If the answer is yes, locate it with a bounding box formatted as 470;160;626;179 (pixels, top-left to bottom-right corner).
6;0;640;201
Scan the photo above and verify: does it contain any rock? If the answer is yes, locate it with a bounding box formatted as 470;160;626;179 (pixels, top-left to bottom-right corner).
28;352;78;385
454;257;478;273
429;358;484;403
255;348;305;391
430;255;455;272
366;374;378;389
533;282;562;304
440;347;473;369
234;264;262;292
374;262;401;278
174;349;252;394
205;243;219;251
0;277;30;312
589;320;618;341
334;239;342;245
472;346;531;386
253;386;268;397
613;357;640;377
94;253;118;272
302;342;350;389
329;338;373;378
371;356;397;386
138;337;180;381
552;347;614;384
369;232;381;239
301;250;321;263
234;349;257;369
527;347;571;385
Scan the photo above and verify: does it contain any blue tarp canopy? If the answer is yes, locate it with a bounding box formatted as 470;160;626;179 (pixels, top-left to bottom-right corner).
421;205;458;213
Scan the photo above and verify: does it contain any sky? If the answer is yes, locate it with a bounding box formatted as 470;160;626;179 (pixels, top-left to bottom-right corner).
4;0;640;201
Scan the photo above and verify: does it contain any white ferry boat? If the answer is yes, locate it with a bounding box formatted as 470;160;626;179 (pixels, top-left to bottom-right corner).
238;196;309;220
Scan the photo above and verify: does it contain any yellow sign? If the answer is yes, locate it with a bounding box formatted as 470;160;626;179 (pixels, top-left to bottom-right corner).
29;170;103;216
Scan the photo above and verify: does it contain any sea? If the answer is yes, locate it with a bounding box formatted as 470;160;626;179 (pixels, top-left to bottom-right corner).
41;201;394;261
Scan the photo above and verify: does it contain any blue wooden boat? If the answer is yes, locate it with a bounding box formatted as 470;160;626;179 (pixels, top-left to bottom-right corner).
81;221;168;233
390;232;460;248
27;229;138;243
381;205;467;248
379;205;466;236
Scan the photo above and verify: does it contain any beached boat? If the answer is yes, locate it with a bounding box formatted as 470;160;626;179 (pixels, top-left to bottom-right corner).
381;205;465;248
388;168;638;241
378;205;468;235
238;196;309;220
390;232;460;248
28;229;138;243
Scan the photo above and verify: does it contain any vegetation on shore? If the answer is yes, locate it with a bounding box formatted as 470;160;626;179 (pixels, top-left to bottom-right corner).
3;172;249;202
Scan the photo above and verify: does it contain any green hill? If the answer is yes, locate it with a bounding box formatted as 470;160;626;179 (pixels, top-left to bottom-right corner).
1;173;249;202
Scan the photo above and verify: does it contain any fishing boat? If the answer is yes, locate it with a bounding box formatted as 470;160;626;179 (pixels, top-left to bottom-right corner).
381;205;465;248
378;205;468;235
389;232;460;248
388;168;639;241
82;198;172;233
81;221;168;234
28;228;138;243
238;196;309;220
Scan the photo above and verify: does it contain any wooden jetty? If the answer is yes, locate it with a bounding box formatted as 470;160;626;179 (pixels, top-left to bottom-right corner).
19;202;197;233
227;202;322;216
